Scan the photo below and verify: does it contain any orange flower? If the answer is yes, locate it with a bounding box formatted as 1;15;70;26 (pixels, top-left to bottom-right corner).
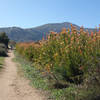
61;28;67;34
80;26;84;32
50;31;55;34
79;66;84;70
80;49;82;54
71;37;74;41
48;35;50;39
46;65;50;73
42;36;44;41
91;31;93;37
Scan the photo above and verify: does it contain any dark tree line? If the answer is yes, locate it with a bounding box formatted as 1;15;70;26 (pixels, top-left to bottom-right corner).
0;32;9;56
0;32;9;48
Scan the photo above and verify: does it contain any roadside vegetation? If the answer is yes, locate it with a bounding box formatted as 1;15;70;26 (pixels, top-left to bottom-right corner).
0;57;4;69
0;32;9;69
16;24;100;100
0;32;9;56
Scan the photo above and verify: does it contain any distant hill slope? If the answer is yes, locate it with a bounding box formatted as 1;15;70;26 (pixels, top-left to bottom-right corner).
0;22;96;42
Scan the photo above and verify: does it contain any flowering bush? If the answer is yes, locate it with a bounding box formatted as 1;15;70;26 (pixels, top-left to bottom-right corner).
16;25;100;84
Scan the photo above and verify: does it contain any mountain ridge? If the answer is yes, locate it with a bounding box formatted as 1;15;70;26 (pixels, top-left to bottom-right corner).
0;22;97;42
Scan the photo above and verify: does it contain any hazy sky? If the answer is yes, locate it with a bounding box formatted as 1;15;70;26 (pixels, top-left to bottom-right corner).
0;0;99;28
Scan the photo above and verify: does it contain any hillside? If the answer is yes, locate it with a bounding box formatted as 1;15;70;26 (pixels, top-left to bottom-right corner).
0;22;96;42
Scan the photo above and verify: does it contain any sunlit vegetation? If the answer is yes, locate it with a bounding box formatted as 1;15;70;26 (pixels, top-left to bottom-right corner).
0;57;4;69
16;24;100;100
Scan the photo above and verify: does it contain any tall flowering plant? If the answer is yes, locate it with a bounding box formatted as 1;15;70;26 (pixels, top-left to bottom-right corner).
16;25;100;84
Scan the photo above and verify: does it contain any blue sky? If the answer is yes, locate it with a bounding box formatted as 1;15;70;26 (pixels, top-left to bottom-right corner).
0;0;99;28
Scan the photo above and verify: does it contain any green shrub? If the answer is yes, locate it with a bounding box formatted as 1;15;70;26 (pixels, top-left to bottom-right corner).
0;43;7;56
0;32;9;48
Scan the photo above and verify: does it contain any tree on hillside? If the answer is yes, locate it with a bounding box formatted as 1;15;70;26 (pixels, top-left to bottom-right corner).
0;32;9;48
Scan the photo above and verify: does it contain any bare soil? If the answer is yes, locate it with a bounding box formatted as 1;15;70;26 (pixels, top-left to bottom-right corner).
0;51;46;100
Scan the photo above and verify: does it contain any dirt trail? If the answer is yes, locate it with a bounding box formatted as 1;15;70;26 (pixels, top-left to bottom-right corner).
0;51;46;100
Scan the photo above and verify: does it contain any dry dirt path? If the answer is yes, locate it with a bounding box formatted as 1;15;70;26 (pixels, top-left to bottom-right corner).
0;51;46;100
